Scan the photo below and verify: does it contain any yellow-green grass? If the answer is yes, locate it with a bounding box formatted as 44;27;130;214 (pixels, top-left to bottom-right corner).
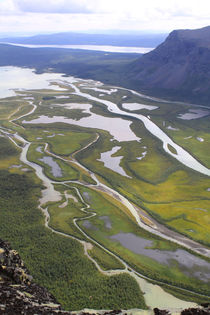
0;155;21;170
47;195;86;240
150;112;210;168
168;143;178;155
47;131;95;156
80;137;210;203
75;186;210;296
0;169;146;310
115;170;210;244
27;143;79;181
126;170;210;203
88;245;124;271
146;200;210;245
77;184;180;253
10;103;34;120
0;99;24;119
0;137;42;185
169;129;210;168
24;126;95;156
83;139;209;203
48;185;125;270
120;137;177;183
76;121;210;244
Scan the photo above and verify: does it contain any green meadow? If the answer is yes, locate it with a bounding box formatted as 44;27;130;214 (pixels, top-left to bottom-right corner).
0;79;209;310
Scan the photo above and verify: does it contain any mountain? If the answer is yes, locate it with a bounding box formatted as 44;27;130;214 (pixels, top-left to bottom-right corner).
0;32;167;47
126;26;210;104
0;43;140;84
1;27;210;105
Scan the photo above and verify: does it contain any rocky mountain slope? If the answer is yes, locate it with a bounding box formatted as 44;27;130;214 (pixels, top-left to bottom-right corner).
126;26;210;105
0;239;73;314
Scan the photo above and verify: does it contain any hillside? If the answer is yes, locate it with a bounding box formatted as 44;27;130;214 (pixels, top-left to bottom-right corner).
126;26;210;105
0;32;166;47
0;43;139;80
1;26;210;105
0;238;72;314
1;238;209;314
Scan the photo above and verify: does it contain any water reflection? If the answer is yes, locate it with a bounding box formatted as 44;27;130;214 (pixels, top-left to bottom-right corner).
23;115;139;142
178;108;210;120
97;146;131;177
110;233;210;282
99;216;112;229
39;156;62;178
122;103;158;111
0;66;77;98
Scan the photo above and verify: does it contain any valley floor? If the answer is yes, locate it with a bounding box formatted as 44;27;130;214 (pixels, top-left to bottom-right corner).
0;66;210;312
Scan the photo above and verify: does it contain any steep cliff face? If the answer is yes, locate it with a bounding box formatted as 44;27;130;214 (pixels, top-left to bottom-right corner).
127;26;210;105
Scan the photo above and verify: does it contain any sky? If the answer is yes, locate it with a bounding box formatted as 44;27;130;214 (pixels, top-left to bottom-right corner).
0;0;210;36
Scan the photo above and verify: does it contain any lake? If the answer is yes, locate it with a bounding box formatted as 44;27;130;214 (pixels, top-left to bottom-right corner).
3;43;154;54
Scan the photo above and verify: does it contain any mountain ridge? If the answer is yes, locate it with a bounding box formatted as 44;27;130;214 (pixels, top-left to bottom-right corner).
1;26;210;105
126;26;210;104
0;31;166;47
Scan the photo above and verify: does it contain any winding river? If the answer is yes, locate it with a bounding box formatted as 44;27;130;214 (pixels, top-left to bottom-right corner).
1;69;210;312
69;83;210;177
21;79;210;256
3;128;201;313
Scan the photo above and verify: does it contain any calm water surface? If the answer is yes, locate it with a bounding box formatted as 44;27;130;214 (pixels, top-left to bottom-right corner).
4;43;154;54
97;146;131;177
0;66;76;98
110;233;210;282
39;156;63;178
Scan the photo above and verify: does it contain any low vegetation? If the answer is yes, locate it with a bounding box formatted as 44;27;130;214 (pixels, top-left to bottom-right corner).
0;76;209;311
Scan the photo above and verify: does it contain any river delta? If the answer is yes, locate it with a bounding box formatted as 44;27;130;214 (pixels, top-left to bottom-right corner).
0;66;210;313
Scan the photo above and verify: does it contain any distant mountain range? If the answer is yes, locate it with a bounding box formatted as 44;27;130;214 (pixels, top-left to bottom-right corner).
126;26;210;104
0;32;167;47
1;27;210;105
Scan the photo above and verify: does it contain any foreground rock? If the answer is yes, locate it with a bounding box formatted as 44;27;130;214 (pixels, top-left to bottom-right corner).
0;239;71;314
0;239;209;315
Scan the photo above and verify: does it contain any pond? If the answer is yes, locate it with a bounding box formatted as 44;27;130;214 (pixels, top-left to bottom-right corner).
97;146;131;177
110;232;210;282
122;102;158;111
39;156;62;178
178;108;210;120
99;216;112;229
23;114;140;142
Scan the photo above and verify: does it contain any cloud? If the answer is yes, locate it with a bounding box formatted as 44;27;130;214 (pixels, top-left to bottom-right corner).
0;0;19;14
15;0;91;14
0;0;210;34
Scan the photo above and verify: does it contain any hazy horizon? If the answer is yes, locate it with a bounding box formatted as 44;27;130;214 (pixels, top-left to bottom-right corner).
0;0;210;36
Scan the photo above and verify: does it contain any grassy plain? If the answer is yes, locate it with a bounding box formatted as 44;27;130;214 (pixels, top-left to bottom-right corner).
74;185;210;297
76;118;210;245
17;87;210;247
0;129;146;310
27;143;79;181
0;79;210;309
